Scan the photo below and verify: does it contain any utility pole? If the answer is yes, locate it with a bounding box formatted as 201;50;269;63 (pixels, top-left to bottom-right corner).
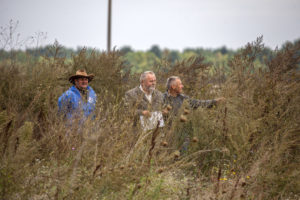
107;0;112;52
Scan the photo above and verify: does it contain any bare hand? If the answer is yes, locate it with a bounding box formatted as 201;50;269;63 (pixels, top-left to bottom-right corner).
142;110;151;117
215;97;226;103
162;108;169;116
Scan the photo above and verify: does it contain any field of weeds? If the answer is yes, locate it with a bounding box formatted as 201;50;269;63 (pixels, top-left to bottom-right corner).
0;38;299;200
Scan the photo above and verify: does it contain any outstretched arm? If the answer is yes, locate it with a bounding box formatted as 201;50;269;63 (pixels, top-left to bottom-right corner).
188;96;225;109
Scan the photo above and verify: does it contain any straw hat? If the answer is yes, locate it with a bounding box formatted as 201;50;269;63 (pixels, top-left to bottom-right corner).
69;69;95;84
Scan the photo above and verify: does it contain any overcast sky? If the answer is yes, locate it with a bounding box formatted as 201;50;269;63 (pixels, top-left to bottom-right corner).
1;0;300;51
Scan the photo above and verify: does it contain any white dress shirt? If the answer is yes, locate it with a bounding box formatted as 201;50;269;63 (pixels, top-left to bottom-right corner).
139;85;152;103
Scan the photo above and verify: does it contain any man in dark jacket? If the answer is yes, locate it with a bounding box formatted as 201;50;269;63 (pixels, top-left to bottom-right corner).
163;76;225;153
125;71;164;131
163;76;224;118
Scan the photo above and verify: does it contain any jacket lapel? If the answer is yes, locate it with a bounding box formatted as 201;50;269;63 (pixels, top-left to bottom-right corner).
135;86;151;104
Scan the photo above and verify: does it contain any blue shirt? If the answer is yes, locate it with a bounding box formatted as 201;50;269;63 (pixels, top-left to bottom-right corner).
58;86;97;124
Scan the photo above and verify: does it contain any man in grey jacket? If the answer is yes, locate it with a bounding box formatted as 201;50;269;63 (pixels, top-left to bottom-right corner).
163;76;225;118
125;71;164;131
163;76;225;153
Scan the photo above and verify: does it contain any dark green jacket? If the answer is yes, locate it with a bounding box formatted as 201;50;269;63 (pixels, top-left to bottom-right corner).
163;92;216;116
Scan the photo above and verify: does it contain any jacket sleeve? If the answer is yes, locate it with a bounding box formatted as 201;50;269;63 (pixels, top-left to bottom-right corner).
88;89;97;119
187;96;216;109
58;91;73;117
124;91;143;116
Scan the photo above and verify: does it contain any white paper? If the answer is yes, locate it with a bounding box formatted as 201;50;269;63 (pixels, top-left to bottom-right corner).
140;111;165;131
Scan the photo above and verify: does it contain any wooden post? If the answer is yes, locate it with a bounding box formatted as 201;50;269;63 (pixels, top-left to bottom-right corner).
107;0;112;52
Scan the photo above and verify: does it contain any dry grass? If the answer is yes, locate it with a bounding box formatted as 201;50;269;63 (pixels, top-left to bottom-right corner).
0;38;299;199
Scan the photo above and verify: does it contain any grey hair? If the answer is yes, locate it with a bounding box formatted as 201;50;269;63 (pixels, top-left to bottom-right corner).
140;71;155;83
166;76;180;91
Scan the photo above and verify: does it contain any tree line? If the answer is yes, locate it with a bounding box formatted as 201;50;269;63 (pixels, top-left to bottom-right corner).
0;43;279;74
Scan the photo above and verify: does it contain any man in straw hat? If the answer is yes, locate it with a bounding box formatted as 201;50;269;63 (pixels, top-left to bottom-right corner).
58;69;97;125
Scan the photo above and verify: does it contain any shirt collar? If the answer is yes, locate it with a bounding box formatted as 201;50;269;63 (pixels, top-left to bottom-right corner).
166;90;180;98
139;85;153;96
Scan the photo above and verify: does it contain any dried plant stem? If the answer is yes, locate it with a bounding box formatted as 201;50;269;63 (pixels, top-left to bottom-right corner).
229;175;241;200
147;122;160;166
169;149;225;169
124;130;153;165
68;141;86;191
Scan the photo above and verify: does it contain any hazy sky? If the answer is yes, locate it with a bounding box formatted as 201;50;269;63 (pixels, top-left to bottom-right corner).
1;0;300;51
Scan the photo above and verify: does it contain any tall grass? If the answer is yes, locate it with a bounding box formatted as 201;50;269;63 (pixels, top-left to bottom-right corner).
0;38;299;199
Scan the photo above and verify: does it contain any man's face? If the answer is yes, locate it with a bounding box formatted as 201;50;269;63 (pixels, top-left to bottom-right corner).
74;77;89;89
171;78;184;94
142;74;156;93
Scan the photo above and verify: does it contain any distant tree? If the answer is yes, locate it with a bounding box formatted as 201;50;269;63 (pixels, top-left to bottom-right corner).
120;46;133;55
220;46;228;55
194;48;206;55
76;46;84;54
0;49;9;60
149;45;162;58
161;49;179;63
213;46;228;55
183;48;196;53
258;47;273;62
125;51;159;73
169;50;179;63
180;50;198;60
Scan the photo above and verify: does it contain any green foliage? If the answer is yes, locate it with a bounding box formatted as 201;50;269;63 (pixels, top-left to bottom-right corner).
0;38;299;199
125;51;160;74
148;45;162;58
1;41;275;78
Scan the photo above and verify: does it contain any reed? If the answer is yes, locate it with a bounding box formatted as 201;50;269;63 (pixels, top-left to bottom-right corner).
0;38;299;199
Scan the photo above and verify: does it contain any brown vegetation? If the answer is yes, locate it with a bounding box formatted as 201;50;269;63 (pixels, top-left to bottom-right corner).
0;38;299;199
